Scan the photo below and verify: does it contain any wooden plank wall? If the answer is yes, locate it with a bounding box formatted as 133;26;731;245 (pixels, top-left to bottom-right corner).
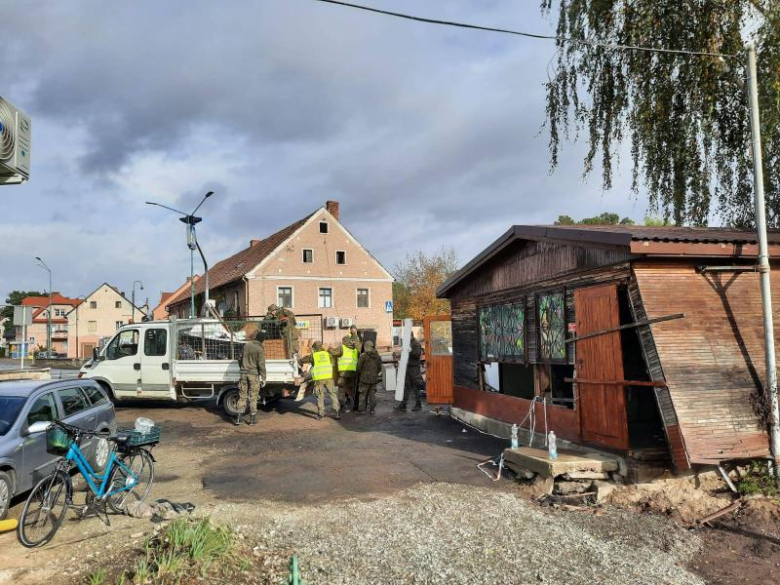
634;262;773;464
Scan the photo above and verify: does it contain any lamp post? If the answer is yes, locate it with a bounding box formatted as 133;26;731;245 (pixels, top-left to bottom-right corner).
132;280;144;323
34;256;52;357
146;191;214;319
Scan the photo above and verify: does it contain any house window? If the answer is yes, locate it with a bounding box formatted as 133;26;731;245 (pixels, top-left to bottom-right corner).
54;308;65;317
537;292;566;361
302;249;314;263
539;364;575;409
357;288;370;308
90;301;97;309
318;288;333;308
336;250;346;265
478;301;525;361
115;301;122;309
115;321;124;330
319;221;329;234
277;287;293;308
88;321;97;333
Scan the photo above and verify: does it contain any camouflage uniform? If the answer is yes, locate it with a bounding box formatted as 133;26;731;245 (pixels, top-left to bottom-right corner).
265;304;300;356
238;336;266;417
398;334;423;411
356;341;383;413
337;336;358;410
299;342;341;419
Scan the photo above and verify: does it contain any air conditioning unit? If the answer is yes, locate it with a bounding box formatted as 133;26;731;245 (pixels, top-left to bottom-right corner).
324;316;338;328
340;318;353;329
0;96;31;185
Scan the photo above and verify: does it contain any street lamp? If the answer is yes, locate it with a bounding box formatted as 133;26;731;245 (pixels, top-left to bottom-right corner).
146;191;214;319
34;256;52;357
75;295;86;360
132;280;144;323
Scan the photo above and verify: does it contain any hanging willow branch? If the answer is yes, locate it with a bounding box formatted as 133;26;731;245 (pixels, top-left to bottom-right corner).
542;0;780;227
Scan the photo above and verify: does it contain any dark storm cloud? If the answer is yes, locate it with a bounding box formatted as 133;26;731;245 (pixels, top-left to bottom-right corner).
1;0;646;304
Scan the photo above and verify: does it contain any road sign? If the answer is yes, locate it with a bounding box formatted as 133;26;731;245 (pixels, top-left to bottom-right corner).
385;301;394;313
13;306;31;326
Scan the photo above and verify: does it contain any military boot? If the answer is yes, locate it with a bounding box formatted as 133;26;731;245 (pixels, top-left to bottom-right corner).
234;413;242;426
248;414;257;426
369;407;376;415
396;402;407;412
412;402;422;412
335;411;341;420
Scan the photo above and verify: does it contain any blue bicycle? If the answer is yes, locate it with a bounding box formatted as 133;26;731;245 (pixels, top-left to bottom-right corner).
17;420;156;547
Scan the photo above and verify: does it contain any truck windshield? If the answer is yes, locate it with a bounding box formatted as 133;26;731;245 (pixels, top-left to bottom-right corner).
0;396;26;436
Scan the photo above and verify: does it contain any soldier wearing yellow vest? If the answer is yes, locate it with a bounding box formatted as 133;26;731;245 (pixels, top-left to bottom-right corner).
299;341;341;420
337;335;359;412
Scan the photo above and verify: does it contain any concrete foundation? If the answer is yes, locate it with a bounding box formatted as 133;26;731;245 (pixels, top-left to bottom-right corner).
504;447;619;478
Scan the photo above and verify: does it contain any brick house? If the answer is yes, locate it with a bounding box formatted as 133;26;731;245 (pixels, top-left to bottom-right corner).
66;283;148;359
166;201;394;348
152;276;200;321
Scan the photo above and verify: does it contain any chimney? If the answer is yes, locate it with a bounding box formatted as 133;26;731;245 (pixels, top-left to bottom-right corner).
250;239;262;247
326;200;340;220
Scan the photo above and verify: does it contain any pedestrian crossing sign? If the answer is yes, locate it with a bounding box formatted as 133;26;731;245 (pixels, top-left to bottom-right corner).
385;301;393;313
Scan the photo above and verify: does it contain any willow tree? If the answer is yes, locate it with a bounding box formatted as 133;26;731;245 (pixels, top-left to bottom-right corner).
542;1;780;227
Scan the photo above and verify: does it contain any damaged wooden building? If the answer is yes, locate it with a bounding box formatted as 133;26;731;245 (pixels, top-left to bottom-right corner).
435;225;780;470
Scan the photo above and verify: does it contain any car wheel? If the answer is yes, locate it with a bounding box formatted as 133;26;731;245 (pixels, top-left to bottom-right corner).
222;388;242;417
0;471;12;521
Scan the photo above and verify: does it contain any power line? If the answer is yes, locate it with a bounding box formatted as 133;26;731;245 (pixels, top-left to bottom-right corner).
311;0;737;59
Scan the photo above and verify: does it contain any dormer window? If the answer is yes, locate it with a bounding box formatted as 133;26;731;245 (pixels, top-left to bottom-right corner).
319;221;329;234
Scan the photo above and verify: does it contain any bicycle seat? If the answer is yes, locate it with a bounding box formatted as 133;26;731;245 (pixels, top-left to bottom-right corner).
110;434;131;444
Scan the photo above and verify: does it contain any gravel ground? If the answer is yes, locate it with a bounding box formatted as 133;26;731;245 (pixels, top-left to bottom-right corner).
219;483;703;585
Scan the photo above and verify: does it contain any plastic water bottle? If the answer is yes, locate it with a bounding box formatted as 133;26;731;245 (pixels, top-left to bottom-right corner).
510;424;519;449
548;431;558;460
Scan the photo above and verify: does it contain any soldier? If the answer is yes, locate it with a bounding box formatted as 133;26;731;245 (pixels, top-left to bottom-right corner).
397;331;423;412
236;329;266;426
265;303;300;356
355;340;383;414
299;341;341;420
337;335;359;412
348;325;362;353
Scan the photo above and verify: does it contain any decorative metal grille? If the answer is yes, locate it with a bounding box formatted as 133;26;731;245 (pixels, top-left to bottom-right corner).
537;292;566;361
478;302;525;361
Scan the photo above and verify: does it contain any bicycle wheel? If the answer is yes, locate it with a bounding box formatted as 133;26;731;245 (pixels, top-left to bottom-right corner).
17;470;71;548
107;449;155;514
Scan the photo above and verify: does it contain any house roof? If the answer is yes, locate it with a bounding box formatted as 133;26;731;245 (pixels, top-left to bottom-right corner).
21;294;81;308
168;212;316;307
63;283;147;318
164;276;201;309
437;224;780;298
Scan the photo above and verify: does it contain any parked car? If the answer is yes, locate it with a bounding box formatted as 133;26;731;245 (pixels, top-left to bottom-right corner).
0;379;116;519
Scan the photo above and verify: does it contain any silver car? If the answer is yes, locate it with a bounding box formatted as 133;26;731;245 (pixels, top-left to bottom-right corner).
0;379;116;519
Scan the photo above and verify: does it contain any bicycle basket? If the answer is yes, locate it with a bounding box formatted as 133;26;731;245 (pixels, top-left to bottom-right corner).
46;425;71;455
116;425;162;447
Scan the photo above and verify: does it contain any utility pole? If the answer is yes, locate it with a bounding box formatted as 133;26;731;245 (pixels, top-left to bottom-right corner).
35;256;52;357
132;280;144;323
747;45;780;471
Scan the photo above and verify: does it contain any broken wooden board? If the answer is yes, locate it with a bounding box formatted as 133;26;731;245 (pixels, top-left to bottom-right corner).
504;447;619;478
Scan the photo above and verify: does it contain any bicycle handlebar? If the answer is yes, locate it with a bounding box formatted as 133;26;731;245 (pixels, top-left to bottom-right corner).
50;419;98;438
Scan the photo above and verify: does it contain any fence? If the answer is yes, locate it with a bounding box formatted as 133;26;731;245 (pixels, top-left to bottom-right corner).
173;315;323;361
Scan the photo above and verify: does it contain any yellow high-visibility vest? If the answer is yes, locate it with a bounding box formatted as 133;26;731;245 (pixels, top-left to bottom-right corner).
312;351;333;381
338;345;358;372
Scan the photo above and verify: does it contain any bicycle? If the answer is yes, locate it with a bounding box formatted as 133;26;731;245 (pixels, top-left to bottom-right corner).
17;420;157;547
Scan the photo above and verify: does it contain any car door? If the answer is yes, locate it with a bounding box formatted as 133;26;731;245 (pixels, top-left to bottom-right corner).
141;327;172;396
98;329;141;398
20;391;61;491
81;384;116;435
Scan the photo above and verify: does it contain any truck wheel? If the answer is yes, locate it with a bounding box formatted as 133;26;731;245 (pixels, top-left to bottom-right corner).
222;388;242;417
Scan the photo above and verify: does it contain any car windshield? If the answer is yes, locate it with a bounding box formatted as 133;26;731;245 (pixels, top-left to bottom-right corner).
0;396;26;436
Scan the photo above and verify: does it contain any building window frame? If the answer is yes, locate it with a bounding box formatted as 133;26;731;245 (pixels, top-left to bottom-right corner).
90;301;97;309
277;286;294;309
115;300;122;309
357;288;370;308
115;321;124;330
335;250;347;265
319;221;329;234
302;248;314;264
88;321;97;333
318;287;333;309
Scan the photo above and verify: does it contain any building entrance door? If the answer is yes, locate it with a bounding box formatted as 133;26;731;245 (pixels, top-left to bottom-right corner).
423;315;453;405
574;283;629;450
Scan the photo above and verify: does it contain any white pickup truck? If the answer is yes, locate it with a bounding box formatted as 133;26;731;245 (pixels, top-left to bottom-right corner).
79;318;302;417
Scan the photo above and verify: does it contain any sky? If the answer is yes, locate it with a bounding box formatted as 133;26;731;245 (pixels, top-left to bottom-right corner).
0;0;651;308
